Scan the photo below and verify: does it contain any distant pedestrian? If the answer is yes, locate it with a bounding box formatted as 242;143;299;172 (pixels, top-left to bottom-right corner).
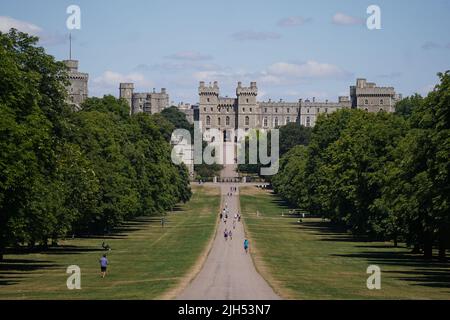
100;254;108;278
233;220;236;229
220;213;223;220
229;230;232;240
244;239;249;253
224;229;228;241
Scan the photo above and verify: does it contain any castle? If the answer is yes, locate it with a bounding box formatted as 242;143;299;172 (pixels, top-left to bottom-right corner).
64;59;88;110
196;79;402;141
62;59;401;135
119;83;169;115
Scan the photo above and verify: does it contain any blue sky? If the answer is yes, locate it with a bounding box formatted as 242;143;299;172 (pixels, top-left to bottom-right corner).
1;0;449;103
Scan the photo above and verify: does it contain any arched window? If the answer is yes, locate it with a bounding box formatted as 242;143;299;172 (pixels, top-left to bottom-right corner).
218;117;221;126
306;116;310;127
286;117;290;124
206;116;211;125
274;117;279;127
226;116;230;126
379;108;384;112
365;99;369;105
245;116;250;126
380;99;384;105
263;117;268;127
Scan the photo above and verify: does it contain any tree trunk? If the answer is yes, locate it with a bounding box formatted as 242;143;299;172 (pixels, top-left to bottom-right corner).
424;239;433;260
438;241;446;262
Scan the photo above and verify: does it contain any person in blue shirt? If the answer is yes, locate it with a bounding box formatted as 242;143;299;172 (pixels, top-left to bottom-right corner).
100;254;108;278
244;239;249;253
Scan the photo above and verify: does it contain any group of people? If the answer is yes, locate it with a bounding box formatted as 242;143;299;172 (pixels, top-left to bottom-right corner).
219;191;248;253
227;186;237;197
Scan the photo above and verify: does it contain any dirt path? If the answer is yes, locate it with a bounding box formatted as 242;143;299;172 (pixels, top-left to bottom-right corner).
177;164;280;300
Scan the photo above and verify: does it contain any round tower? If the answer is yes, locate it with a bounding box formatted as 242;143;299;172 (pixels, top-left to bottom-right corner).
119;83;134;114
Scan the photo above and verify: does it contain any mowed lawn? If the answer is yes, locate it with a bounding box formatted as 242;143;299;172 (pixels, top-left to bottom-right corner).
240;186;450;299
0;185;220;299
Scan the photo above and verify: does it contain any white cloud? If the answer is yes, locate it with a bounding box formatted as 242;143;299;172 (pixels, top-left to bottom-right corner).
0;16;66;45
165;51;213;61
332;12;364;25
92;71;153;96
277;16;312;27
232;30;281;41
0;15;42;34
266;61;350;79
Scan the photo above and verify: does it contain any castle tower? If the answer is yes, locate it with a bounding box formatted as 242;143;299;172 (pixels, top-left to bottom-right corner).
63;59;88;110
236;82;258;129
119;83;134;114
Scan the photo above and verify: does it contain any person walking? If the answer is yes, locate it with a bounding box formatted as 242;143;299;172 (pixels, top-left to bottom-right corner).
100;254;108;278
229;230;233;240
224;229;228;241
243;239;249;254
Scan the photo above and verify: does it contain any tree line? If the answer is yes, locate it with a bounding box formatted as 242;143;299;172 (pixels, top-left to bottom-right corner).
272;72;449;260
0;30;191;260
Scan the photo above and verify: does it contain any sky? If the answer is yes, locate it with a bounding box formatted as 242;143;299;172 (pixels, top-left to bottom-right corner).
1;0;449;104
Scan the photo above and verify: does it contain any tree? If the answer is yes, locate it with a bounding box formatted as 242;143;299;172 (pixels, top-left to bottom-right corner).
279;122;312;157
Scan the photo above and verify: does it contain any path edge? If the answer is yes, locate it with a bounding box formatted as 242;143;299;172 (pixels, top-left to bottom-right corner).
238;186;290;300
158;184;222;300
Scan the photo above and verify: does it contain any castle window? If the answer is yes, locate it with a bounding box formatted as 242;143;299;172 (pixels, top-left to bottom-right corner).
250;108;252;112
275;108;278;113
218;117;221;126
206;116;211;125
245;116;249;126
380;108;384;112
207;98;210;102
243;107;245;112
306;116;311;127
325;108;328;113
365;99;369;105
264;108;267;113
246;98;249;103
211;107;213;111
263;117;268;127
307;108;309;113
226;116;230;126
274;117;279;127
287;108;290;113
380;99;384;105
317;108;320;113
286;117;290;124
204;107;206;112
365;108;369;112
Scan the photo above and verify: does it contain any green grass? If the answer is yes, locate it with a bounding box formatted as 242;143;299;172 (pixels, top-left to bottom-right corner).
240;187;450;300
0;185;220;299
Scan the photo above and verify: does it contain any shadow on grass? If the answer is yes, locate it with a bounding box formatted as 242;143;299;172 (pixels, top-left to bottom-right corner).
0;215;163;286
0;259;58;286
333;251;450;290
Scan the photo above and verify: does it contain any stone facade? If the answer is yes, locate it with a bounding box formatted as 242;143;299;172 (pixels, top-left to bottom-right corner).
119;83;169;115
197;79;400;138
350;78;402;113
64;60;88;110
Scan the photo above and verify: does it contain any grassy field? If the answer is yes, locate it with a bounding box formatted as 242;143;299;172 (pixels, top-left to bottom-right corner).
0;185;220;299
240;186;450;299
